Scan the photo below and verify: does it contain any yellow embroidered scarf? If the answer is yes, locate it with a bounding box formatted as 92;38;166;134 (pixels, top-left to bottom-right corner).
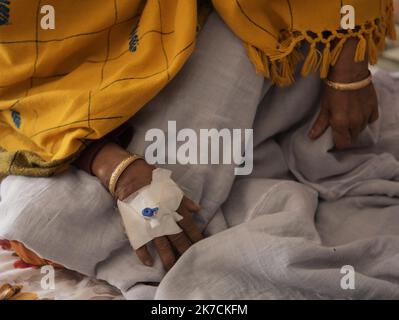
0;0;396;177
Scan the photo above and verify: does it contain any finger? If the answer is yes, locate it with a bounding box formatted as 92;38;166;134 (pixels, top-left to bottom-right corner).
361;113;369;133
348;115;365;143
179;196;201;212
309;106;329;139
349;124;361;144
368;105;379;124
178;209;204;243
185;197;201;212
331;125;352;150
167;232;191;255
153;237;176;270
330;111;352;149
351;114;371;141
135;245;153;267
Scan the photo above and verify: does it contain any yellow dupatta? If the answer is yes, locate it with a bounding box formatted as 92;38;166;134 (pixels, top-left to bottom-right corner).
213;0;396;84
0;0;396;177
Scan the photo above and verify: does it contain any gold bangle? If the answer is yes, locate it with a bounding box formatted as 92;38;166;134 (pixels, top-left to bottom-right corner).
0;284;22;300
108;154;143;197
324;72;372;91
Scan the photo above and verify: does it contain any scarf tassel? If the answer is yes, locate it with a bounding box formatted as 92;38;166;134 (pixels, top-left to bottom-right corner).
354;34;367;62
330;37;347;66
0;0;11;25
320;42;331;79
245;9;396;86
374;27;386;52
386;2;397;40
367;32;378;65
301;42;320;77
245;44;270;78
270;61;290;86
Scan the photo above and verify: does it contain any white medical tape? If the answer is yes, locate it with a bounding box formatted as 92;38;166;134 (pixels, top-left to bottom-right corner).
117;168;184;250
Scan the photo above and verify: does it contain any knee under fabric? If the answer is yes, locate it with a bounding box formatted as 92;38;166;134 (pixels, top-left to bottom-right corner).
117;168;184;250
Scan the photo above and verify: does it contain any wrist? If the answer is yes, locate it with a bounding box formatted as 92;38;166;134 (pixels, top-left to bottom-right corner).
113;159;155;200
91;142;131;187
328;37;370;83
91;142;155;200
328;65;370;83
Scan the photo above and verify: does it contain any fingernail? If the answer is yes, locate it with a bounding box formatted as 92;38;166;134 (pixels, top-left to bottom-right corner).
144;259;153;266
309;130;314;138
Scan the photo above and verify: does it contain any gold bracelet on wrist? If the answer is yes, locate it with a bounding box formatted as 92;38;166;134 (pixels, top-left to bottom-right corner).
324;72;372;91
108;154;143;197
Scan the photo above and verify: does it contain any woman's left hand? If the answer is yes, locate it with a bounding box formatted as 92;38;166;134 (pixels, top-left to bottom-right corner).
309;81;378;149
308;38;379;149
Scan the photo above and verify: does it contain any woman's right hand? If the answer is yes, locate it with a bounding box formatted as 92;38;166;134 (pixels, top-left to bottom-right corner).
91;142;204;270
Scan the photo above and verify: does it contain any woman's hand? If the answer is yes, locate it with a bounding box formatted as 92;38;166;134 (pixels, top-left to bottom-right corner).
135;196;203;270
309;38;379;149
92;142;204;270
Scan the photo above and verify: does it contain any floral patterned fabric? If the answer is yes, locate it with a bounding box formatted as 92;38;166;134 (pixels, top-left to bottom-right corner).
0;240;122;300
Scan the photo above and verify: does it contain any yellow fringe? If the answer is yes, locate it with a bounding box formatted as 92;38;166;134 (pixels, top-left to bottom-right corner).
280;56;294;84
261;52;271;78
330;37;347;66
367;32;378;64
320;42;331;79
375;31;386;52
246;13;397;86
354;34;367;62
289;47;305;68
301;42;320;77
246;44;270;78
386;1;397;40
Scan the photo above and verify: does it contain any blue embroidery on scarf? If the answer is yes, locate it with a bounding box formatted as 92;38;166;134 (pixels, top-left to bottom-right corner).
129;28;139;52
0;0;10;25
11;110;21;128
